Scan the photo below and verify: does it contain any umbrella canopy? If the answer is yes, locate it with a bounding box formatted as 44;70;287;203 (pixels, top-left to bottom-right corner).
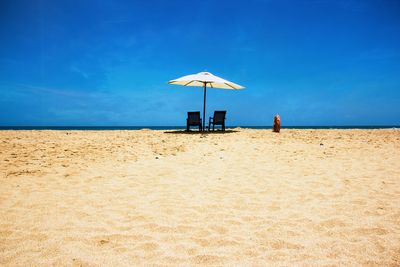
168;72;244;130
169;71;244;90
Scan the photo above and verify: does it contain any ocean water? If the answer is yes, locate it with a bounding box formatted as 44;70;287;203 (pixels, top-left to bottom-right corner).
0;126;398;130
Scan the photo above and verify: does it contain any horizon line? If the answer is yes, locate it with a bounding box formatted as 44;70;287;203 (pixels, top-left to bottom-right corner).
0;125;399;129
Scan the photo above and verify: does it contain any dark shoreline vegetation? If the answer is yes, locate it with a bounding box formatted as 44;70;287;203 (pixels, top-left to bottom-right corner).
0;126;399;130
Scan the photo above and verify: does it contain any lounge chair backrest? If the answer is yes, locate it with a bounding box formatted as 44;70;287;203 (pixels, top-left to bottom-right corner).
213;111;226;124
188;112;201;123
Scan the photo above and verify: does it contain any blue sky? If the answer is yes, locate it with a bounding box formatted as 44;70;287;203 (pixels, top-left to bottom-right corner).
1;0;399;126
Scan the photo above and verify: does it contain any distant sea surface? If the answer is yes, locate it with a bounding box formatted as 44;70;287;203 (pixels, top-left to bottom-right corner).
0;126;399;130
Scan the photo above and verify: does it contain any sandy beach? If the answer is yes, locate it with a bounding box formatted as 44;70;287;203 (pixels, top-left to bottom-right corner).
0;129;399;266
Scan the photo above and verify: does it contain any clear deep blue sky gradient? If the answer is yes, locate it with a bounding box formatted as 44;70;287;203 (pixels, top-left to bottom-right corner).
1;0;399;126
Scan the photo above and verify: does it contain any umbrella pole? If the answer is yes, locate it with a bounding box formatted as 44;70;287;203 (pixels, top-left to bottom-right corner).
203;82;206;131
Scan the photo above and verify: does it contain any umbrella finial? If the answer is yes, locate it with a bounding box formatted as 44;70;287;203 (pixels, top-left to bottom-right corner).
199;71;211;75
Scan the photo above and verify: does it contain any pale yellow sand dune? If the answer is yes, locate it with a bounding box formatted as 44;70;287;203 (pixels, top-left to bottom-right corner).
1;129;399;266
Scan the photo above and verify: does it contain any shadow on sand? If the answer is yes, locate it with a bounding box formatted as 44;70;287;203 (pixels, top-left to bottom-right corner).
164;130;239;135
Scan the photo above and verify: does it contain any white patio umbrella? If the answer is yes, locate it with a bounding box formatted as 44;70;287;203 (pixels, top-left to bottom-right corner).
168;71;244;130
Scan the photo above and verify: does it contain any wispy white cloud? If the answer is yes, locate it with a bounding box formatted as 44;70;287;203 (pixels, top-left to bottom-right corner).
13;83;91;97
70;65;89;79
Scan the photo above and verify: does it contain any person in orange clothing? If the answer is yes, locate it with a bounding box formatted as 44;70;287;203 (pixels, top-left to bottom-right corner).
273;114;281;133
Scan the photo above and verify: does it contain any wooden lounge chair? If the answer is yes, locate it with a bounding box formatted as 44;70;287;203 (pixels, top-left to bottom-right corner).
209;110;226;131
186;112;202;131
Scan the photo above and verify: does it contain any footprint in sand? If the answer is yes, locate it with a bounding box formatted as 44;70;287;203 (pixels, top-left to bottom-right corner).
319;218;347;228
355;227;388;235
270;239;304;250
191;254;225;264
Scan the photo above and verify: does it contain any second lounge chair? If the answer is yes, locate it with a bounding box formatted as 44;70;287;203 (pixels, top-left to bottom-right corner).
208;110;226;131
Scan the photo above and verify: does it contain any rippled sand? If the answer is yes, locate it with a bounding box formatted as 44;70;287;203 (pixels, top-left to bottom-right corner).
1;129;399;266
